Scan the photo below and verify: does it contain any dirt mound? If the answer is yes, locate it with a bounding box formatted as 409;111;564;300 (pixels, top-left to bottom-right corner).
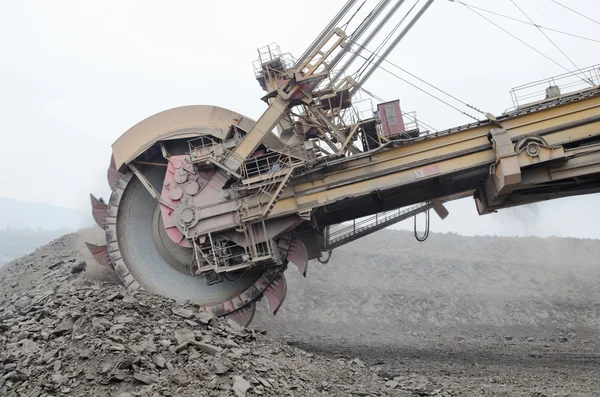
0;233;397;397
2;228;600;396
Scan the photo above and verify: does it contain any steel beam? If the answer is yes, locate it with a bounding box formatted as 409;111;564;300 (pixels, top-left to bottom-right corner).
328;0;393;73
293;0;360;69
332;0;407;84
351;0;436;96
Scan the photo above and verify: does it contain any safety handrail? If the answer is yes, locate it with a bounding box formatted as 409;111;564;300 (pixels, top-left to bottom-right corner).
509;63;600;110
328;202;429;242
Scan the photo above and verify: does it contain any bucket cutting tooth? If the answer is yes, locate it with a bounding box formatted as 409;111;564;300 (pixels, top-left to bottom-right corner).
101;165;287;327
225;301;256;327
107;155;121;191
90;194;108;228
93;105;298;327
84;242;112;268
263;273;287;315
279;238;309;277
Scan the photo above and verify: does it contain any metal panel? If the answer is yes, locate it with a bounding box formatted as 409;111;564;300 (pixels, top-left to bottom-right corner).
378;100;406;137
111;105;286;170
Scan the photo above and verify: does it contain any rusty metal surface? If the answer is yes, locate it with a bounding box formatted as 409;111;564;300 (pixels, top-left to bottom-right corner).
278;238;309;277
263;273;287;315
225;301;256;327
95;159;289;322
84;242;111;268
111;105;268;170
89;194;108;228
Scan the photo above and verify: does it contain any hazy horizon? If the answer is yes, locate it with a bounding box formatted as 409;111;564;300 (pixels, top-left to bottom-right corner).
2;0;600;239
3;193;600;240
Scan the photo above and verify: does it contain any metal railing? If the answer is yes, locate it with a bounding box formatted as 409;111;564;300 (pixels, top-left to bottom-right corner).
374;110;421;140
188;135;220;159
509;63;600;110
252;42;297;78
242;152;288;180
196;230;278;274
240;148;307;181
327;202;431;246
188;135;247;175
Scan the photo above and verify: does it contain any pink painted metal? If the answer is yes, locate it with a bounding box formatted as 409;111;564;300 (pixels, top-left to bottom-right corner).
378;100;406;137
90;194;108;228
263;273;287;315
85;242;112;268
94;164;289;326
159;154;229;248
159;155;193;248
225;301;256;327
279;237;309;277
107;155;121;191
205;267;279;317
415;164;440;179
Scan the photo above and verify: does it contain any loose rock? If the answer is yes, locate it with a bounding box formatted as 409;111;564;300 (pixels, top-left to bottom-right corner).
232;376;251;397
133;372;155;385
212;357;233;374
172;307;194;319
152;353;166;369
385;380;399;389
71;260;87;274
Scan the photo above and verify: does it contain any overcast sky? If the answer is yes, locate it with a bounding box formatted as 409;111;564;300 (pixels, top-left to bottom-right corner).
1;0;600;238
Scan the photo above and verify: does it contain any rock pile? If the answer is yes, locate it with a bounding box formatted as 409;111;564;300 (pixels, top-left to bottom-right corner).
0;233;409;396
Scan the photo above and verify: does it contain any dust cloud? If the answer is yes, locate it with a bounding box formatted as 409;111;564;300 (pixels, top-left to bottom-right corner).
255;228;600;338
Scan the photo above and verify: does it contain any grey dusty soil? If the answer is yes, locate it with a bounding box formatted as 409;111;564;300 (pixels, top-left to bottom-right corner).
1;226;600;396
0;229;403;397
253;230;600;396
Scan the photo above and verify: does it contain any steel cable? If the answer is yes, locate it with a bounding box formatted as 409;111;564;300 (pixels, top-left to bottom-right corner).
353;41;487;117
449;1;600;44
458;1;592;86
350;49;481;121
354;0;419;80
551;0;600;27
511;0;593;86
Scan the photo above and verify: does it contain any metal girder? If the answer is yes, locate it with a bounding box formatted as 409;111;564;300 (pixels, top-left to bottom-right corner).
476;128;570;211
222;28;350;173
262;89;600;222
351;0;436;96
163;88;600;236
475;144;600;214
487;128;522;198
328;0;393;75
222;97;290;172
332;0;407;84
293;0;360;69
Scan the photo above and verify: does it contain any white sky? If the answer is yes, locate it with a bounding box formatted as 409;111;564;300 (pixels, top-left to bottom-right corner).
1;0;600;238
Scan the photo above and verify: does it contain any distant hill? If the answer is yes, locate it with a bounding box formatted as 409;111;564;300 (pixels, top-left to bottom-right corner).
0;197;92;231
0;229;70;266
0;197;93;265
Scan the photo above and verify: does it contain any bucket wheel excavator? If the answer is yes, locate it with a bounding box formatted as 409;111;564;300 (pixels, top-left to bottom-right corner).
88;0;600;326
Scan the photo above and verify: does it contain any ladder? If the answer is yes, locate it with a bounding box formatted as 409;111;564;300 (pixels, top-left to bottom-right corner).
259;167;294;218
240;164;296;222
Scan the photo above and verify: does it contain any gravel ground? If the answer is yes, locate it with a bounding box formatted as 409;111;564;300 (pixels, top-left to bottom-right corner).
287;328;600;396
0;232;405;397
2;228;599;396
253;230;600;396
